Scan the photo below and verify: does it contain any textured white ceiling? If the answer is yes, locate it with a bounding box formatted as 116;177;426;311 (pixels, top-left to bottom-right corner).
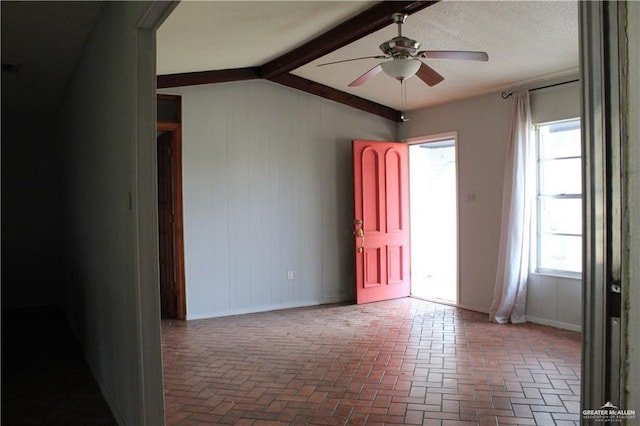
158;1;579;112
294;0;580;109
156;1;376;74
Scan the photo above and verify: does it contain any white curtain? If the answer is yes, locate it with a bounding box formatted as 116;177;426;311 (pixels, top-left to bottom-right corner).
490;91;534;324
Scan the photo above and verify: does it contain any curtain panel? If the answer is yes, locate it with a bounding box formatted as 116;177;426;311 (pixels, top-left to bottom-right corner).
490;91;534;324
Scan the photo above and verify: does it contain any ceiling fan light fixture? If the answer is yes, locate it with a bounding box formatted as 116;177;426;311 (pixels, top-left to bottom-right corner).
381;58;421;81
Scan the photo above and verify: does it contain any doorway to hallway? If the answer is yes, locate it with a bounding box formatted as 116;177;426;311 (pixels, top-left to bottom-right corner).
409;136;458;304
157;94;186;320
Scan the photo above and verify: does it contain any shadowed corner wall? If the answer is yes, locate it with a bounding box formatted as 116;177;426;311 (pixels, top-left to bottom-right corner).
58;1;165;425
1;112;64;309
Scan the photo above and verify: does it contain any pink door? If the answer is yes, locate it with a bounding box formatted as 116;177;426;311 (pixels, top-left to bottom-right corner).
353;140;410;304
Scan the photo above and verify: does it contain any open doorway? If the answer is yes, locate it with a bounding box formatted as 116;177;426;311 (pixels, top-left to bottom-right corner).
409;134;458;304
157;94;186;320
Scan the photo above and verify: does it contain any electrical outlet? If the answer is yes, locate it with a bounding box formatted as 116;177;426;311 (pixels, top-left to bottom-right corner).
287;271;294;280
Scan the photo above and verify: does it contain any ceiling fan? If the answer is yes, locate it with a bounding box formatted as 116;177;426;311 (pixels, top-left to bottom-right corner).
318;13;489;88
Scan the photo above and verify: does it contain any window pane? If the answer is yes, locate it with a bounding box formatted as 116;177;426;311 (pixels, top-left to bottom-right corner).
540;198;582;235
539;234;582;273
540;121;581;158
536;119;582;275
540;157;581;195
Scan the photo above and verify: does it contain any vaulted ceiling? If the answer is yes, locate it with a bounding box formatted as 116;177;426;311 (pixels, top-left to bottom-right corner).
1;1;579;121
157;1;580;121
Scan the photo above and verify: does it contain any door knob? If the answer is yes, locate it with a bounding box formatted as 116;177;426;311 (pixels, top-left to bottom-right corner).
354;228;364;251
354;219;364;253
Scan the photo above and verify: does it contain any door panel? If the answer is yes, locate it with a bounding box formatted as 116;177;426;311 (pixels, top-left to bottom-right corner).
364;248;382;288
157;130;177;319
362;148;381;233
387;245;404;284
354;140;410;304
385;150;403;232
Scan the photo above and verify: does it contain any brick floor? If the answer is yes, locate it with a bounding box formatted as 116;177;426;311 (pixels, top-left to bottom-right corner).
161;298;581;425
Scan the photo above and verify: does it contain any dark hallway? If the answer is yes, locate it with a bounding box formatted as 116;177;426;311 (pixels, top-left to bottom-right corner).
1;306;116;425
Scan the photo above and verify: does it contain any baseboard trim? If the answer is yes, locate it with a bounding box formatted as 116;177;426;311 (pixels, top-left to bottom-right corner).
320;294;352;305
526;315;582;332
187;300;323;320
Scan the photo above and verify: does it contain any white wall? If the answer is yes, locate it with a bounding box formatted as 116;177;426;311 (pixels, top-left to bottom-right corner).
527;80;582;331
60;2;165;425
399;92;510;313
530;79;580;124
400;81;582;331
160;80;396;319
527;80;581;331
526;273;581;331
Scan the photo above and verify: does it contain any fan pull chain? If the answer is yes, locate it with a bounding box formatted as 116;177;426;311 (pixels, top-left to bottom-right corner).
400;78;408;122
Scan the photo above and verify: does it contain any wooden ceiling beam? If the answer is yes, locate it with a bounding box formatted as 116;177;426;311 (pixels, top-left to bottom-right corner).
259;1;439;79
157;67;260;89
270;73;401;122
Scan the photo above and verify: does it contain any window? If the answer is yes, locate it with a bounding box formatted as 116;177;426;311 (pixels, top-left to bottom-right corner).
535;119;582;275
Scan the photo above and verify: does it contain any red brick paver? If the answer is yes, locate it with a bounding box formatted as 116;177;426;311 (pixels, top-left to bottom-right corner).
162;298;581;425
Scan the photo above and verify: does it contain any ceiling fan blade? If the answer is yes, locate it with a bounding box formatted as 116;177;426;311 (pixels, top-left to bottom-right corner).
415;62;444;87
418;50;489;61
317;55;388;67
348;64;383;87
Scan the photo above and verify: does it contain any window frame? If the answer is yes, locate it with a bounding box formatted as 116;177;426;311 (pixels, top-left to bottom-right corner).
534;118;582;278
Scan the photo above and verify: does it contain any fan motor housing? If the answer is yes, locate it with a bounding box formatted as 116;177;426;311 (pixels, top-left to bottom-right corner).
379;36;421;57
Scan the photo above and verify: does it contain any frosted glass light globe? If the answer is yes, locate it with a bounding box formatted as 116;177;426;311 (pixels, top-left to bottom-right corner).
380;58;421;80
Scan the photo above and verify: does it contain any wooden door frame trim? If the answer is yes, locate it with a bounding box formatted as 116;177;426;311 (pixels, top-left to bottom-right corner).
157;120;186;320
